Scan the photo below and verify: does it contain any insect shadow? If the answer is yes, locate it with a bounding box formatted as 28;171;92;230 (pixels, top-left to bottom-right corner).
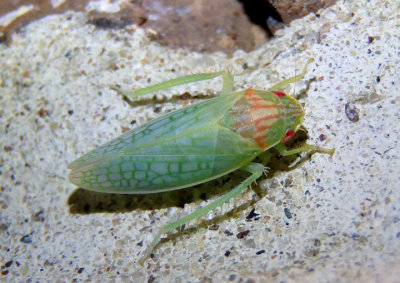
67;128;311;220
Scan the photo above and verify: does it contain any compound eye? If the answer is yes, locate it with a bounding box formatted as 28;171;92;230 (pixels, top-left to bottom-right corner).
282;129;295;143
271;90;286;97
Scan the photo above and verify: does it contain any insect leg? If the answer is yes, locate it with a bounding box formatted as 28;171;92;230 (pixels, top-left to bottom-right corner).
273;143;335;170
268;58;314;91
137;162;264;265
113;71;233;99
274;143;335;157
220;71;234;95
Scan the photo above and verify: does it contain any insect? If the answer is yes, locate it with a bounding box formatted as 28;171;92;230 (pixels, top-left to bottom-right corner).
68;59;334;265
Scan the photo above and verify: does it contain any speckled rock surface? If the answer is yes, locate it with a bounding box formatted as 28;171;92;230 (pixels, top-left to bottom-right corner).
268;0;338;23
0;0;267;53
1;0;399;281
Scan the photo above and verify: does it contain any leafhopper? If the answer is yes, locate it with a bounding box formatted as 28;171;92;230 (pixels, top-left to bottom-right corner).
68;59;334;264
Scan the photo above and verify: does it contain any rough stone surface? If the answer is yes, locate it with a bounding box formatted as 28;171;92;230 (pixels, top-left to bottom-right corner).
0;0;337;53
0;0;267;53
0;0;399;281
268;0;338;23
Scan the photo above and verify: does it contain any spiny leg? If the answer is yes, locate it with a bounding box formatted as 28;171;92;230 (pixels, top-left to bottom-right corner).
268;58;314;91
112;70;234;99
137;162;265;266
274;143;335;157
273;143;335;170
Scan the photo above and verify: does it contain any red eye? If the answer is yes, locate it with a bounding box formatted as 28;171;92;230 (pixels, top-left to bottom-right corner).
282;129;295;143
271;91;286;97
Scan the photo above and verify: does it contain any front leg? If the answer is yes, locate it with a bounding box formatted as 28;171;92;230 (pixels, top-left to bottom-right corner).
274;143;335;157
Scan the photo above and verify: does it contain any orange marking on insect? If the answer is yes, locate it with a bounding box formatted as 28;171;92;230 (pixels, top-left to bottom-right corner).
254;114;279;127
256;124;272;132
248;104;277;111
243;90;282;149
230;108;250;115
254;136;268;149
238;128;253;139
244;88;257;96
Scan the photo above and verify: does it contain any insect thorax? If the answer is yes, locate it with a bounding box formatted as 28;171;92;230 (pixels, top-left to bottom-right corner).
220;88;291;151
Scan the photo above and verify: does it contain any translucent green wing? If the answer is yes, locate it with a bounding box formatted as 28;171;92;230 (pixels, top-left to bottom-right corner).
68;92;261;193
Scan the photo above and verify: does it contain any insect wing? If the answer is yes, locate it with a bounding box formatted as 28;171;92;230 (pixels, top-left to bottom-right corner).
68;93;261;193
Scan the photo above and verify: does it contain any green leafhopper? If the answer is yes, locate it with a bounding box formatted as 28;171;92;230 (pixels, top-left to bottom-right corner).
68;59;334;264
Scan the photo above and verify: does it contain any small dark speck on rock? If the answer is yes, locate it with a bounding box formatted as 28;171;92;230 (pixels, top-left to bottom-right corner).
20;234;32;244
77;267;85;274
33;210;45;222
208;224;219;231
368;36;374;43
229;274;236;281
345;102;360;122
5;260;13;268
256;250;265;255
236;230;250;239
284;208;292;219
38;108;50;118
225;250;231;257
0;224;8;232
224;230;233;236
284;178;292;187
245;208;259;220
3;146;13;152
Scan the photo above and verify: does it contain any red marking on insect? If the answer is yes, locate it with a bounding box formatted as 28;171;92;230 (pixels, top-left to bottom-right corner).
282;129;295;143
271;90;286;97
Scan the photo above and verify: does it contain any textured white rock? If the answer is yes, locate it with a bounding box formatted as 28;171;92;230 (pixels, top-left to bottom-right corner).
0;0;399;281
